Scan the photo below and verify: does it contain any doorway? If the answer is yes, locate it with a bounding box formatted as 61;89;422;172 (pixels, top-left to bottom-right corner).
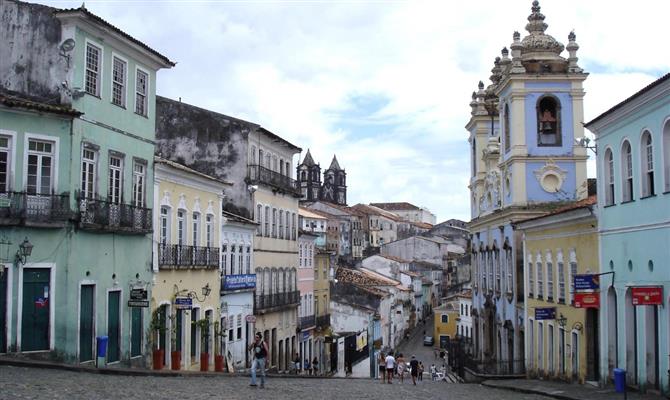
625;289;638;385
107;291;121;363
79;284;95;362
572;331;579;380
645;305;659;389
22;268;50;351
1;269;7;353
586;308;600;381
607;287;618;379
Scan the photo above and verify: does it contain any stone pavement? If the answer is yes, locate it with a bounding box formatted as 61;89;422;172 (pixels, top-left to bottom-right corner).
0;365;553;399
483;379;667;400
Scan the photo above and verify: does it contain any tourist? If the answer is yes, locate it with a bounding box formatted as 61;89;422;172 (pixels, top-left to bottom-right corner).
379;352;386;382
385;352;396;384
418;361;424;381
248;332;268;388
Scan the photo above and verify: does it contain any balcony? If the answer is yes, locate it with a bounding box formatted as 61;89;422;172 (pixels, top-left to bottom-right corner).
79;197;152;234
316;314;330;328
247;165;301;197
158;244;220;269
254;290;300;313
299;314;316;330
0;191;72;226
221;274;256;293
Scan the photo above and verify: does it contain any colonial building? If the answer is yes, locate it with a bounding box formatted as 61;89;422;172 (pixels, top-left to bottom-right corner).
0;1;173;364
312;248;333;374
296;150;347;206
152;158;224;371
303;201;365;259
351;204;399;251
299;206;328;249
297;230;317;370
516;196;598;383
370;202;437;225
585;73;670;393
468;1;588;374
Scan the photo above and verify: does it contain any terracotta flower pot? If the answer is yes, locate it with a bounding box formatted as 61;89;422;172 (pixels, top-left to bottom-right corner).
171;351;181;371
152;349;164;370
200;353;209;372
214;355;225;372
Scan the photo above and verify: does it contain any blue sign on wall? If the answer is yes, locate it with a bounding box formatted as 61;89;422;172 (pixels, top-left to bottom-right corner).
535;307;556;320
574;274;600;291
223;274;257;291
175;296;192;309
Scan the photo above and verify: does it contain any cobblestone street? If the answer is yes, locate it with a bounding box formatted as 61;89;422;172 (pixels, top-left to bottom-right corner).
0;366;552;400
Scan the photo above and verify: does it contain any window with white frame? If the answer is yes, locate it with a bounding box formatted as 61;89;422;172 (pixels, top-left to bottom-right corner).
536;253;543;298
205;214;213;247
192;212;200;246
264;206;270;237
256;204;262;236
506;249;513;293
664;121;670;192
112;56;127;107
604;148;615;205
160;207;170;244
0;135;11;192
135;69;149;117
482;252;487;290
177;210;185;245
279;210;284;239
285;212;290;239
132;161;146;206
81;147;97;199
246;246;251;274
641;131;654;197
238;245;243;274
557;253;565;303
108;155;123;204
569;251;578;305
292;213;297;240
495;249;501;292
26;139;54;195
230;245;236;275
546;252;554;301
621;140;633;202
488;251;493;291
85;42;101;96
221;244;228;274
272;208;277;238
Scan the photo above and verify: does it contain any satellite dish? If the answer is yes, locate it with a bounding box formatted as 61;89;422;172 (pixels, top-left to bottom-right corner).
60;38;76;53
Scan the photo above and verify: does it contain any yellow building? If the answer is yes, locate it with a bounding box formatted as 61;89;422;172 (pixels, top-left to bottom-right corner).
434;302;459;349
312;249;333;373
150;157;228;371
517;196;599;383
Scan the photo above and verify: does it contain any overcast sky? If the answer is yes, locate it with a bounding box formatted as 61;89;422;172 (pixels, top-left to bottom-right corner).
41;0;669;222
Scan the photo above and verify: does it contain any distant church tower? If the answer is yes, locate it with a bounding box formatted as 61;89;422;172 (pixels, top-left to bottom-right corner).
322;155;347;206
296;149;322;201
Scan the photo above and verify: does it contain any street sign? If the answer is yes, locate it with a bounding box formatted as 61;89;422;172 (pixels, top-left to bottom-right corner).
575;292;600;308
130;288;147;301
128;300;149;307
632;287;663;306
574;274;600;291
175;296;193;309
534;307;556;320
245;315;256;323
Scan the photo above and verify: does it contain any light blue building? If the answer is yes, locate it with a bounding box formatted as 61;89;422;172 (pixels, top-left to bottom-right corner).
586;73;670;393
468;1;589;374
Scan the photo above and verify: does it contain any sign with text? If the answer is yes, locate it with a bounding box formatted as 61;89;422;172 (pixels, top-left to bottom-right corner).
575;292;600;308
130;288;148;301
574;274;600;291
175;296;193;309
245;315;256;323
632;287;663;306
223;274;256;291
535;307;556;320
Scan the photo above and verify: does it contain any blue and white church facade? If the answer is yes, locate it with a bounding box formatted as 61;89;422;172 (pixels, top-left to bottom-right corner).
468;1;589;373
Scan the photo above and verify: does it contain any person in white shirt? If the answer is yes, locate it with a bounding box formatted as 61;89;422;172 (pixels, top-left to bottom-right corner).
385;353;396;384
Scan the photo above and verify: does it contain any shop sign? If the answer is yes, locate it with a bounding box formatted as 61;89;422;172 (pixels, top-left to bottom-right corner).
128;287;149;307
535;307;556;320
632;287;663;306
574;274;599;291
574;292;600;308
223;274;256;291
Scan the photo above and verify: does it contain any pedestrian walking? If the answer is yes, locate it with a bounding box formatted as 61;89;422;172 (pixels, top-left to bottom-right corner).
396;353;405;383
409;355;419;385
385;352;396;384
418;361;424;381
293;353;301;374
312;357;319;376
378;352;386;383
430;364;437;381
248;332;268;388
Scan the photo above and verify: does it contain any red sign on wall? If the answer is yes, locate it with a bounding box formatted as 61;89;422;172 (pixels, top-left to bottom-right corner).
574;292;600;308
632;287;663;306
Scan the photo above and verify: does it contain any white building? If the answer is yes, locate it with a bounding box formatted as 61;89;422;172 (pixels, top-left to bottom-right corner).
370;202;437;225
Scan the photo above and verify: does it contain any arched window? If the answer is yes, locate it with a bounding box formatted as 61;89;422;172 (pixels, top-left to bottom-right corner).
504;103;511;152
663;120;670;192
300;170;306;181
278;210;284;239
604;148;615;205
640;131;654;197
264;206;270;237
256;204;263;236
537;96;561;146
272;208;277;237
621;140;634;202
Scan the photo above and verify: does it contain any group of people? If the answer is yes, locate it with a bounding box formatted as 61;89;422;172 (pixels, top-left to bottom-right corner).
292;353;320;375
378;352;424;385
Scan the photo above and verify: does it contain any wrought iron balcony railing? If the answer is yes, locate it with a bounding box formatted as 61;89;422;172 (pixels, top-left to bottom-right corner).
79;197;152;234
299;314;316;330
316;314;330;328
158;244;220;269
0;191;72;225
254;290;300;312
247;165;301;196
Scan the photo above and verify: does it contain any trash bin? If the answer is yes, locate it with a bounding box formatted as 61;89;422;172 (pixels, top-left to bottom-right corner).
613;368;626;393
96;336;109;358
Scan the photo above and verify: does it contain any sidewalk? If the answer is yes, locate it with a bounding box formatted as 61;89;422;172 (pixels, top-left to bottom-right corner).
483;379;667;400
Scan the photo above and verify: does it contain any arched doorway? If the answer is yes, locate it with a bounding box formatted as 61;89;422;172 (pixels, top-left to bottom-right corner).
607;287;618;379
625;288;638;385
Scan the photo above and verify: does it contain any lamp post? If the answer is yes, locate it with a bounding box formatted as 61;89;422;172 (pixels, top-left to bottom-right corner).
15;237;33;265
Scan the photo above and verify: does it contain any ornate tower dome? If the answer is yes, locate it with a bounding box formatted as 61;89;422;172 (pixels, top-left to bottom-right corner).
520;1;565;63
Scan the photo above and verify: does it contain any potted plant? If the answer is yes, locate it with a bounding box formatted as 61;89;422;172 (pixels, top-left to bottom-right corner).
193;318;211;372
150;308;167;370
213;321;226;372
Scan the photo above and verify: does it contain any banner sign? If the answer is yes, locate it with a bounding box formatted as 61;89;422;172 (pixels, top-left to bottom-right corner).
574;274;600;291
223;274;257;291
632;287;663;306
574;292;600;308
535;307;556;320
356;331;368;351
175;296;193;309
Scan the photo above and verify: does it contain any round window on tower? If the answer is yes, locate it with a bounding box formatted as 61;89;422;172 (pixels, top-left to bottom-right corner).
540;172;562;193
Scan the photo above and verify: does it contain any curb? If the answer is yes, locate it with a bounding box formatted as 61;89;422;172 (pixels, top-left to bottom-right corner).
481;381;580;400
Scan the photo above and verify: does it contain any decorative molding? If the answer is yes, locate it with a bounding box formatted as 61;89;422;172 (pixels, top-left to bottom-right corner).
533;159;567;193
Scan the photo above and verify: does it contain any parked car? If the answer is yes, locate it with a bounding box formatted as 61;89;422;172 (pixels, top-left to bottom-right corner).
423;336;434;346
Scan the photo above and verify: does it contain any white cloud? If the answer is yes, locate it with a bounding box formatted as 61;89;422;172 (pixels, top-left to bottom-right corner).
39;0;670;222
